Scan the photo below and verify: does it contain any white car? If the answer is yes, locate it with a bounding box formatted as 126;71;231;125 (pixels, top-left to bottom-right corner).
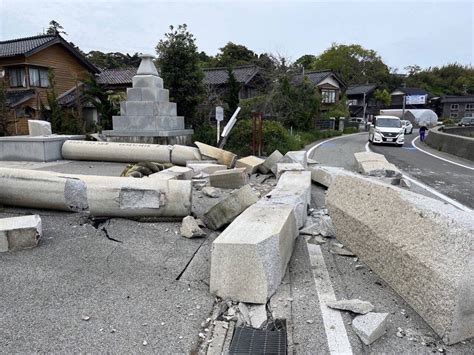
369;115;405;147
401;120;413;134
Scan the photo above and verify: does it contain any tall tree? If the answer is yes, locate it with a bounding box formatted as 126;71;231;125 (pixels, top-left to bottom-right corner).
310;44;390;85
86;51;141;69
224;67;241;116
294;55;316;70
155;24;204;126
46;20;67;36
213;42;257;67
84;74;116;130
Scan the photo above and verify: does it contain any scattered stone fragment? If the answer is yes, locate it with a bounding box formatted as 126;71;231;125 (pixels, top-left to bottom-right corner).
326;299;375;314
262;150;284;175
149;166;194;180
195;219;206;228
203;185;258;230
329;244;355;257
281;151;308;168
250;173;270;184
352;312;389;345
81;315;90;321
187;163;227;175
142;340;148;346
237;302;251;325
307;235;327;245
400;177;411;189
355;265;364;270
202;186;220;198
235;156;265;174
194;141;237;168
209;168;248;189
248;304;267;328
0;214;42;252
180;216;206;238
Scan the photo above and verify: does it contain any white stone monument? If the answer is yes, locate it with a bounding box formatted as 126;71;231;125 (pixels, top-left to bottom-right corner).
103;54;193;145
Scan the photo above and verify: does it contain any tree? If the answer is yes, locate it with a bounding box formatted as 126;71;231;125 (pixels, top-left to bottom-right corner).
224;67;241;116
46;20;67;36
294;55;316;70
84;74;116;130
86;51;141;69
374;89;392;107
213;42;257;67
0;78;8;136
45;71;63;132
155;24;204;126
310;44;390;86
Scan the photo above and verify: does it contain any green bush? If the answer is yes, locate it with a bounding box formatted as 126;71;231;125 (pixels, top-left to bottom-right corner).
343;127;359;134
193;123;217;145
442;118;456;126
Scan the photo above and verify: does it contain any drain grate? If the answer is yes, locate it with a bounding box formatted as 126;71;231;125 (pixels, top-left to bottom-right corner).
229;326;287;354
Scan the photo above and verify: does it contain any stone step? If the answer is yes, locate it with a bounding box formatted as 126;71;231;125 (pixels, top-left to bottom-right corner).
120;101;177;117
112;115;185;131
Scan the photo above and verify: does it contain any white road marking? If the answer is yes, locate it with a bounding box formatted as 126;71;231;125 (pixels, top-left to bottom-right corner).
306;133;365;159
365;142;472;212
307;243;353;355
411;136;474;171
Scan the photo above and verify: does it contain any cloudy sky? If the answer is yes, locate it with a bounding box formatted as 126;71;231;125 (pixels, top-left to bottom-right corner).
1;0;472;72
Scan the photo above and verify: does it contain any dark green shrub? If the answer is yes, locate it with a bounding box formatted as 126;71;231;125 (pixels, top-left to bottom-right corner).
193;123;217;146
343;127;359;134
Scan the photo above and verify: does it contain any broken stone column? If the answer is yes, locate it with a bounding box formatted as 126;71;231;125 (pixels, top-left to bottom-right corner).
326;173;474;345
195;141;237;168
210;203;297;303
235;156;265;174
28;120;52;136
62;140;201;166
203;185;258;230
0;215;42;252
0;168;192;218
209;168;249;189
0;168;88;212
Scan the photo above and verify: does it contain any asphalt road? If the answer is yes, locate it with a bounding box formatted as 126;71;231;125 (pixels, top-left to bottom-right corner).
308;131;474;209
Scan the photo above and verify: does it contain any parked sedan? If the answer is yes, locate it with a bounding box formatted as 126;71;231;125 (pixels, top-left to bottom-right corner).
401;120;413;134
458;117;474;126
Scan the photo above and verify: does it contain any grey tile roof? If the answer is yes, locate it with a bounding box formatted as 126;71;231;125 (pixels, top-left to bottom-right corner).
0;34;56;57
5;89;36;107
293;70;346;88
203;65;260;85
346;84;377;96
440;95;474;104
97;67;137;85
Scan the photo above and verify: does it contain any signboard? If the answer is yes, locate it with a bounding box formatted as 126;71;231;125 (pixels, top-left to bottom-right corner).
405;95;426;105
215;106;224;122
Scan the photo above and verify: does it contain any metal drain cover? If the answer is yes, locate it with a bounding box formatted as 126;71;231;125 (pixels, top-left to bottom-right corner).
229;326;287;354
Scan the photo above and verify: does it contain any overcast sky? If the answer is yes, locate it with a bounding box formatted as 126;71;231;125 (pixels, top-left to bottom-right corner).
1;0;473;72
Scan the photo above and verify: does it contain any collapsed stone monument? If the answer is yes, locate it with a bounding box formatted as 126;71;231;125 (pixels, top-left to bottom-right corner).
103;54;193;145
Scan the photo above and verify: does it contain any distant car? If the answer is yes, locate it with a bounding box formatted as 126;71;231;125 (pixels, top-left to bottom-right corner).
349;117;366;124
401;120;413;134
458;117;474;126
369;115;405;147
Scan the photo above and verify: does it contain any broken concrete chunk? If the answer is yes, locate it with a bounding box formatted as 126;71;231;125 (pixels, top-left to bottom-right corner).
194;141;237;168
275;163;305;179
400;177;411;189
261;150;283;175
180;216;206;238
352;312;389;345
0;215;42;252
209;168;248;189
202;186;220;198
329;244;355;257
187;163;227;175
28;119;51;136
203;185;258;230
282;151;307;168
235;156;265;175
327;299;375;315
248;304;267;328
210;203;297;303
354;151;401;177
149;166;194;180
327;173;474;344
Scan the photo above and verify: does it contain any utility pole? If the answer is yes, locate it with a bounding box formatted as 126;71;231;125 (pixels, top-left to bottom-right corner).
362;92;367;121
402;94;406;120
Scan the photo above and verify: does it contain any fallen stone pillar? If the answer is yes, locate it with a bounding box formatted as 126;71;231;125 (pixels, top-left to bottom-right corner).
235;156;265;174
61;140;201;166
326;174;473;345
195;141;237;168
209;168;248;189
210;203;297;304
0;168;88;212
0;168;192;218
0;215;42;252
203;185;258;230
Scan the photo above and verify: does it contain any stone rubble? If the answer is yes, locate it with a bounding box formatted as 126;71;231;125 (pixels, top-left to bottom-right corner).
209;168;248;189
202;186;220;198
235;155;265;174
326;299;375;314
0;214;42;252
261;150;283;175
352;312;389;345
180;216;206;238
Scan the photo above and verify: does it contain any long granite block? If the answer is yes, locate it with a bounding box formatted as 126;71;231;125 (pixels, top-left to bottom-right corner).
120;101;177;117
326;174;473;345
132;75;163;89
112;115;185;131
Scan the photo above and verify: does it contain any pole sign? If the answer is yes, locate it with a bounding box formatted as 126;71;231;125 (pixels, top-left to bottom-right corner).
216;106;224;122
405;95;426;105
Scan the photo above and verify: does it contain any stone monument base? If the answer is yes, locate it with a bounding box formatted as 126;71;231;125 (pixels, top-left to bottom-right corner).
0;135;84;162
103;129;194;145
